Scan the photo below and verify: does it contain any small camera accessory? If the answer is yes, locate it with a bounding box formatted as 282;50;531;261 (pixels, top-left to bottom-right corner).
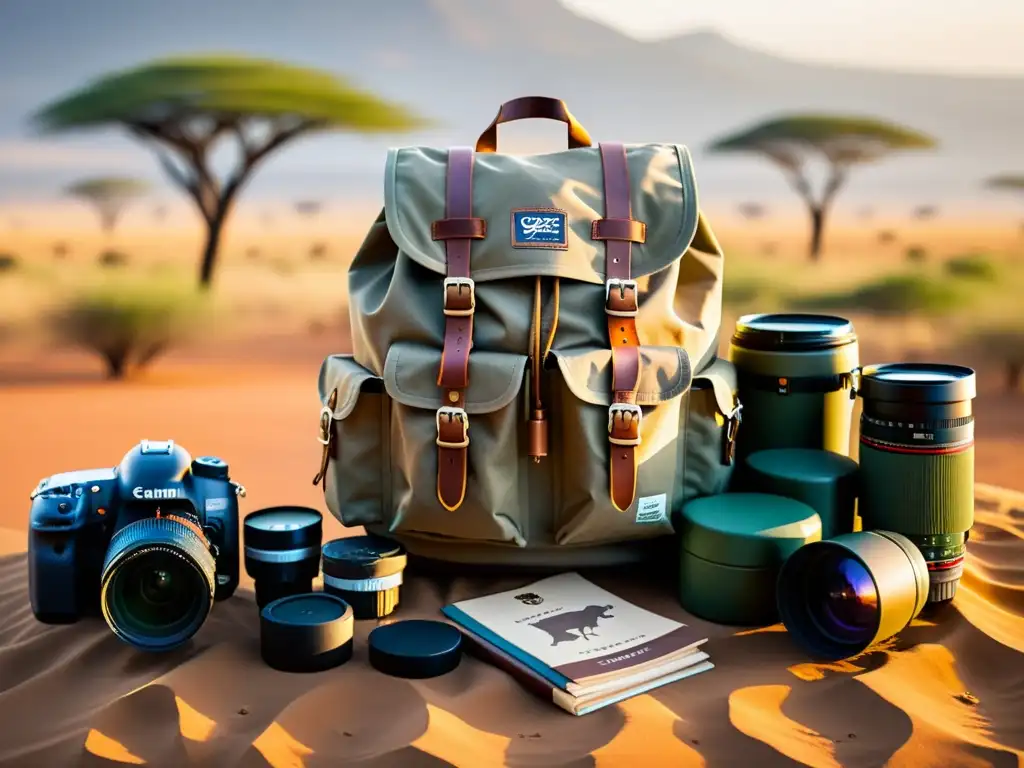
260;593;354;673
368;619;463;679
244;507;323;609
321;535;407;619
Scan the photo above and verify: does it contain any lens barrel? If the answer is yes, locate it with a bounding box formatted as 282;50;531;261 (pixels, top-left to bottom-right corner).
244;507;323;609
322;535;407;620
100;515;216;652
777;531;929;661
857;363;977;603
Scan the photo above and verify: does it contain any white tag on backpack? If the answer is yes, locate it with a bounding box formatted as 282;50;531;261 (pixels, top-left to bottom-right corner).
635;493;668;524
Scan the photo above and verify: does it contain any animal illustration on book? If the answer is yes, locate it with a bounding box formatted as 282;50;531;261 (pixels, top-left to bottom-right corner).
529;604;614;646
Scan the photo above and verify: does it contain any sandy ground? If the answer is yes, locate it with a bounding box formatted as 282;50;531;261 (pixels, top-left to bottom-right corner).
0;329;1021;767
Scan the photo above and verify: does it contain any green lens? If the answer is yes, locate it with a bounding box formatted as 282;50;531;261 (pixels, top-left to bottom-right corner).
101;517;216;652
778;531;929;661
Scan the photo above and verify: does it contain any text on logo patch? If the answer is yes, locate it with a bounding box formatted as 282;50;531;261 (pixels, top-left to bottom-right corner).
511;208;568;249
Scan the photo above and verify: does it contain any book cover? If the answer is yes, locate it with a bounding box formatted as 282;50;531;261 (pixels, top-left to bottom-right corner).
460;627;713;716
442;572;707;694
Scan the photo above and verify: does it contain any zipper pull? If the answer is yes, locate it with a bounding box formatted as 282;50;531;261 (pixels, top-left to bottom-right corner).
529;409;549;462
722;402;743;466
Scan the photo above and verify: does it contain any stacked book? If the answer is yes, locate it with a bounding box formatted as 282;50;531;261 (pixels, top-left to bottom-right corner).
442;572;712;716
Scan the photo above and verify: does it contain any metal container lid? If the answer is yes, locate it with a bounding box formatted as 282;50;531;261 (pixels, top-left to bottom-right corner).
731;313;857;352
858;362;976;404
680;493;822;568
745;448;859;486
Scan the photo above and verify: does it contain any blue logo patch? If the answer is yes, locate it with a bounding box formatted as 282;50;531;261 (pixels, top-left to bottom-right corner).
511;208;569;249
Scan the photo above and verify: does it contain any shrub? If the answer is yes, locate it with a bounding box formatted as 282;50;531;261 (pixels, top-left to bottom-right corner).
53;242;70;259
877;230;897;245
0;253;18;272
45;278;209;379
246;246;261;261
944;253;999;282
309;242;328;260
98;250;129;268
966;322;1024;393
790;273;972;317
904;245;927;263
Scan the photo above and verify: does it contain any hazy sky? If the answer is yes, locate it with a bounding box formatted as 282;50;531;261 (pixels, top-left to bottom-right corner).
567;0;1024;75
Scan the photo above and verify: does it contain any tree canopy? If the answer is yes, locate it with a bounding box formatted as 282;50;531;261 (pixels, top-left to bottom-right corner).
986;174;1024;191
33;54;428;287
65;176;151;232
707;114;936;260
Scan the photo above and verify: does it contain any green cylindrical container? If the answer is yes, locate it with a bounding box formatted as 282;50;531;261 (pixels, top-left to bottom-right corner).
777;530;929;661
678;493;822;626
729;314;860;464
744;449;860;540
857;362;977;604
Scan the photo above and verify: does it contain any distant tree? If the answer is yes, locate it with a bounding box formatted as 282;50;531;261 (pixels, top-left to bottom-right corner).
737;202;766;221
986;175;1024;235
294;199;323;218
708;115;935;261
65;176;150;233
33;55;427;290
912;204;939;220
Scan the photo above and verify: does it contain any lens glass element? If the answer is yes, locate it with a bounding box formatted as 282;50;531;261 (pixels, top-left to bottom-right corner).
805;551;879;645
109;549;206;642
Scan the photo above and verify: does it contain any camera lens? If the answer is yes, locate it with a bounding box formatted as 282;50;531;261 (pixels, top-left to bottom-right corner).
857;363;977;603
243;507;322;609
777;531;929;661
100;515;216;652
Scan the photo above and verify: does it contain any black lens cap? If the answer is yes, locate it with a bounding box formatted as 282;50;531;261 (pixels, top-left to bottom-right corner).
368;619;462;679
732;313;857;352
322;535;408;619
260;593;354;673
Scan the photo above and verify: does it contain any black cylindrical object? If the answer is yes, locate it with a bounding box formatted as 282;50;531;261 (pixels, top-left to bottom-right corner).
777;531;929;661
260;593;354;673
243;507;323;609
321;535;407;620
857;362;977;604
729;313;860;463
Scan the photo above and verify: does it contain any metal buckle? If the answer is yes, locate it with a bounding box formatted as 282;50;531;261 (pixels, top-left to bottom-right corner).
317;406;333;445
436;406;470;449
443;277;476;317
604;278;638;317
726;402;743;441
607;403;643;446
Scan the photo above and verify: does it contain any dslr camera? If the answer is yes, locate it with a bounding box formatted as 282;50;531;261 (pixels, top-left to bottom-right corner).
28;440;243;652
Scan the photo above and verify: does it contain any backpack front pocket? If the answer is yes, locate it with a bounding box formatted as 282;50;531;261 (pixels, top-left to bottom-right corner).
549;346;692;546
316;355;392;528
382;341;530;545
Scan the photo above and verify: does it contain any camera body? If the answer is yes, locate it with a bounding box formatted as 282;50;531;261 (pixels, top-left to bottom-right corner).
28;440;241;624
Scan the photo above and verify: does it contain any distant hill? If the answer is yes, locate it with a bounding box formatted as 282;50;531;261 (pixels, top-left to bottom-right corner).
0;0;1021;212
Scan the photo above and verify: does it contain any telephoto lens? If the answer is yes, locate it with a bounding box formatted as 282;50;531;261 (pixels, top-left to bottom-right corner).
857;363;977;604
777;531;929;661
243;507;323;609
322;535;407;620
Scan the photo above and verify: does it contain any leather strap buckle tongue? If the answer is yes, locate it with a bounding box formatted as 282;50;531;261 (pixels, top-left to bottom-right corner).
442;276;476;317
608;403;642;447
604;278;639;317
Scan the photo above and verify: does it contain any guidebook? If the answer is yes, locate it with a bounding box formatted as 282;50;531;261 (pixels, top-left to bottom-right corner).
441;572;713;716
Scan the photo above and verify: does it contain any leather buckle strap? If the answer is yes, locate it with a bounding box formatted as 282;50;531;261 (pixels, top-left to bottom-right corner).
443;276;476;317
596;142;644;514
435;147;477;511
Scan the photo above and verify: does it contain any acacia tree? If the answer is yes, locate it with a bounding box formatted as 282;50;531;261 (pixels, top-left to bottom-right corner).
33;55;426;289
708;115;936;261
66;176;150;233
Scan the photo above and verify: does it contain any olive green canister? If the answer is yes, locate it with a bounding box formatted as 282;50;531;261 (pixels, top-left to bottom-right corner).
745;448;860;540
729;313;859;464
678;493;822;626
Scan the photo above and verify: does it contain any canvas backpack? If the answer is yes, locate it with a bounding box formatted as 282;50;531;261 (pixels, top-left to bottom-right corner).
315;97;742;568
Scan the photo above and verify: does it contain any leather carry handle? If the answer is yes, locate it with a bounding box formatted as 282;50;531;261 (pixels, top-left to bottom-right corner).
475;96;593;153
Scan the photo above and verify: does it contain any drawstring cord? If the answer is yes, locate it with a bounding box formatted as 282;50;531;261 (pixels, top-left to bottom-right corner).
529;277;560;461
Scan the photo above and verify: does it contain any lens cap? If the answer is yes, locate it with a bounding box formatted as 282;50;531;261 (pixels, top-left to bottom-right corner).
260;592;354;673
859;362;977;404
322;535;407;620
244;507;323;608
368;619;462;679
732;313;857;352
